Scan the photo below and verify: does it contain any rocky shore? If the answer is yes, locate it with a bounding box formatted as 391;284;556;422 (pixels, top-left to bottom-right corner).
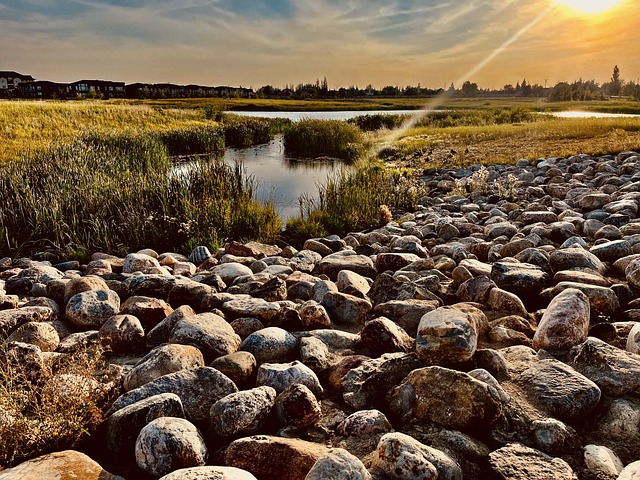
3;151;640;479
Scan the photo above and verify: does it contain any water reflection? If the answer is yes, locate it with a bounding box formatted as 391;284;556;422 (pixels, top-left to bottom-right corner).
172;135;346;220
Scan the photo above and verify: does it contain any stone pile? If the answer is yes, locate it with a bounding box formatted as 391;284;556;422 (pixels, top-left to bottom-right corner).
2;151;640;479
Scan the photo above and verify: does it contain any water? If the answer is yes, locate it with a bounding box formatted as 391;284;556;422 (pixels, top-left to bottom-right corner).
552;111;640;118
173;135;344;221
230;110;419;121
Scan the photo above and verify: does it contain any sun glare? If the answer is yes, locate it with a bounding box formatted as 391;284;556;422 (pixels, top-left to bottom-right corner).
554;0;625;15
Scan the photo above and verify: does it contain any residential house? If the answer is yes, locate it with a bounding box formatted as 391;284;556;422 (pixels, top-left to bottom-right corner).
0;71;35;91
18;80;69;98
68;80;126;98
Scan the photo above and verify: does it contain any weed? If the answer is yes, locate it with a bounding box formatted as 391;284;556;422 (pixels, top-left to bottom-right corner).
284;119;365;162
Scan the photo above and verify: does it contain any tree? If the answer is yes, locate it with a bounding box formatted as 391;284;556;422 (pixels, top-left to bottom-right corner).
609;65;622;96
461;81;479;97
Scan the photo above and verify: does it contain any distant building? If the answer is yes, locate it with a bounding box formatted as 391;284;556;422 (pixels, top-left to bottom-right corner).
18;80;69;99
125;82;253;99
68;80;126;98
0;71;35;90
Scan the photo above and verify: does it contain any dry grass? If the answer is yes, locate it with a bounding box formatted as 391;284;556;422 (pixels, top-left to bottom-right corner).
0;345;115;468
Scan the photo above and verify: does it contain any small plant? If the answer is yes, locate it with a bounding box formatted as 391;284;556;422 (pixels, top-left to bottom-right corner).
448;178;468;196
467;166;490;194
284;119;365;162
0;345;115;467
496;173;518;200
379;204;393;225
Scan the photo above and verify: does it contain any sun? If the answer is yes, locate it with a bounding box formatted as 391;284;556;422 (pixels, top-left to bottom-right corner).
554;0;625;15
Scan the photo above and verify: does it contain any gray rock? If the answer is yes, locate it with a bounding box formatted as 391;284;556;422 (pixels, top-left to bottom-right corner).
146;305;197;348
159;466;257;480
416;306;480;364
240;327;298;364
336;270;371;297
104;393;185;461
626;257;640;290
314;252;377;280
111;366;237;423
590;240;632;262
583;445;623;480
373;299;440;336
211;262;254;284
321;292;372;329
123;253;161;274
618;460;640;480
336;409;393;437
549;248;606;275
375;253;422;272
570;337;640;396
305;448;371;480
257;361;323;396
542;282;619;317
65;289;120;329
120;295;174;331
135;417;207;478
209;386;276;437
371;432;462;480
516;358;601;422
221;298;281;322
123;343;205;391
491;262;551;299
488;443;576;480
169;312;241;362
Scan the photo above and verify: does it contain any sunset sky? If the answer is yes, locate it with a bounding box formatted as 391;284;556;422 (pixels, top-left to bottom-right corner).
2;0;638;90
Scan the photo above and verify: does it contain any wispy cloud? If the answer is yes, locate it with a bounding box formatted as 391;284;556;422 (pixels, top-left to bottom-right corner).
1;0;638;88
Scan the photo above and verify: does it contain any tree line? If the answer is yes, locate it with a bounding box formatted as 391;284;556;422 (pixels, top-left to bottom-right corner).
256;66;640;101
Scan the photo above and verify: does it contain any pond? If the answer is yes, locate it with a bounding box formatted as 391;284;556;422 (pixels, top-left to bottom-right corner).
173;135;345;221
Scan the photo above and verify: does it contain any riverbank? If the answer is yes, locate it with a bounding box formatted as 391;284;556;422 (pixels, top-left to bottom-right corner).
2;150;640;479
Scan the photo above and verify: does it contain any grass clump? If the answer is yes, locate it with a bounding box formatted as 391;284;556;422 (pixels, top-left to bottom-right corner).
0;138;281;258
284;119;365;162
284;162;426;245
0;345;114;467
349;114;408;131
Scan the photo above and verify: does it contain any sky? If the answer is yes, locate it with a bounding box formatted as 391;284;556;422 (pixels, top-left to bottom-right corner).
2;0;639;90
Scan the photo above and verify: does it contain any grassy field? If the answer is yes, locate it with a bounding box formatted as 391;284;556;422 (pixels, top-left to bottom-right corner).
2;98;640;257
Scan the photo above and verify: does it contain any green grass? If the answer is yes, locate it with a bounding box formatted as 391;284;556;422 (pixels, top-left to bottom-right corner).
283;119;365;162
0;134;281;258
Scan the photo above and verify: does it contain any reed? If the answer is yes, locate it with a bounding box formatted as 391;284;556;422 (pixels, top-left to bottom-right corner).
283;119;365;162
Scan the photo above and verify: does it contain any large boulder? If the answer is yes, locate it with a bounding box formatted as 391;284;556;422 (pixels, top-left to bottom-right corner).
159;467;257;480
304;448;371;480
240;327;298;364
532;288;590;351
388;366;503;432
65;289;120;329
225;435;327;480
256;361;323;396
0;450;123;480
488;443;576;479
135;417;207;478
209;386;276;437
416;306;480;364
169;312;241;362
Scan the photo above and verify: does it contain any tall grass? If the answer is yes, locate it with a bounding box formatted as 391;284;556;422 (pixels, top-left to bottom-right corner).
284;162;426;245
0;134;281;258
283;119;365;162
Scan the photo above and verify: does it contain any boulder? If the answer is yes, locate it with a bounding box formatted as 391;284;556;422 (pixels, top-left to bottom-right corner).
135;417;207;478
159;467;257;480
169;312;241;362
488;443;576;480
416;306;479;364
209;386;276;437
274;384;322;429
321;292;372;329
65;289;120;329
359;317;414;356
304;448;371;480
240;327;298;364
256;361;323;396
533;288;590;351
98;314;145;354
225;435;327;480
0;450;123;480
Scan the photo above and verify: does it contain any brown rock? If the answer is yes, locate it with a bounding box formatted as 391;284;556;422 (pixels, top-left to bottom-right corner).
533;288;590;351
0;450;123;479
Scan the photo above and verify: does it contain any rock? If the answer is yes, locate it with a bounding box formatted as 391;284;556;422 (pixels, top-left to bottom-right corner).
533;288;590;351
626;257;640;289
299;336;330;370
211;262;254;284
376;253;421;272
543;282;619;316
304;448;371;480
487;288;528;317
225;240;282;258
159;466;258;480
123;343;205;391
549;248;606;275
209;386;276;437
210;351;257;389
570;337;640;396
146;305;197;348
370;432;462;480
188;245;213;265
169;312;241;362
590;240;632;262
110;367;237;423
314;252;377;280
619;461;640;480
104;393;185;462
321;292;372;329
388;366;503;432
240;327;298;364
298;301;332;329
222;298;281;322
98;314;145;354
368;273;438;306
65;289;120;329
0;450;123;480
168;278;214;310
256;361;323;396
135;417;207;478
63;275;110;304
490;262;551;299
627;322;640;354
488;443;576;479
416;306;479;364
124;253;162;273
359;317;414;356
120;295;174;331
373;300;440;336
341;353;422;410
456;276;496;304
336;409;393;437
336;270;371;297
225;435;327;480
516;358;601;423
6;321;59;351
124;274;176;300
274;384;322;429
583;444;623;479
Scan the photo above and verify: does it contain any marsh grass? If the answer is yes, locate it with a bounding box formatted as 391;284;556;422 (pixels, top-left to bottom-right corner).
284;119;365;162
0;136;281;257
284;161;426;245
0;345;113;467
